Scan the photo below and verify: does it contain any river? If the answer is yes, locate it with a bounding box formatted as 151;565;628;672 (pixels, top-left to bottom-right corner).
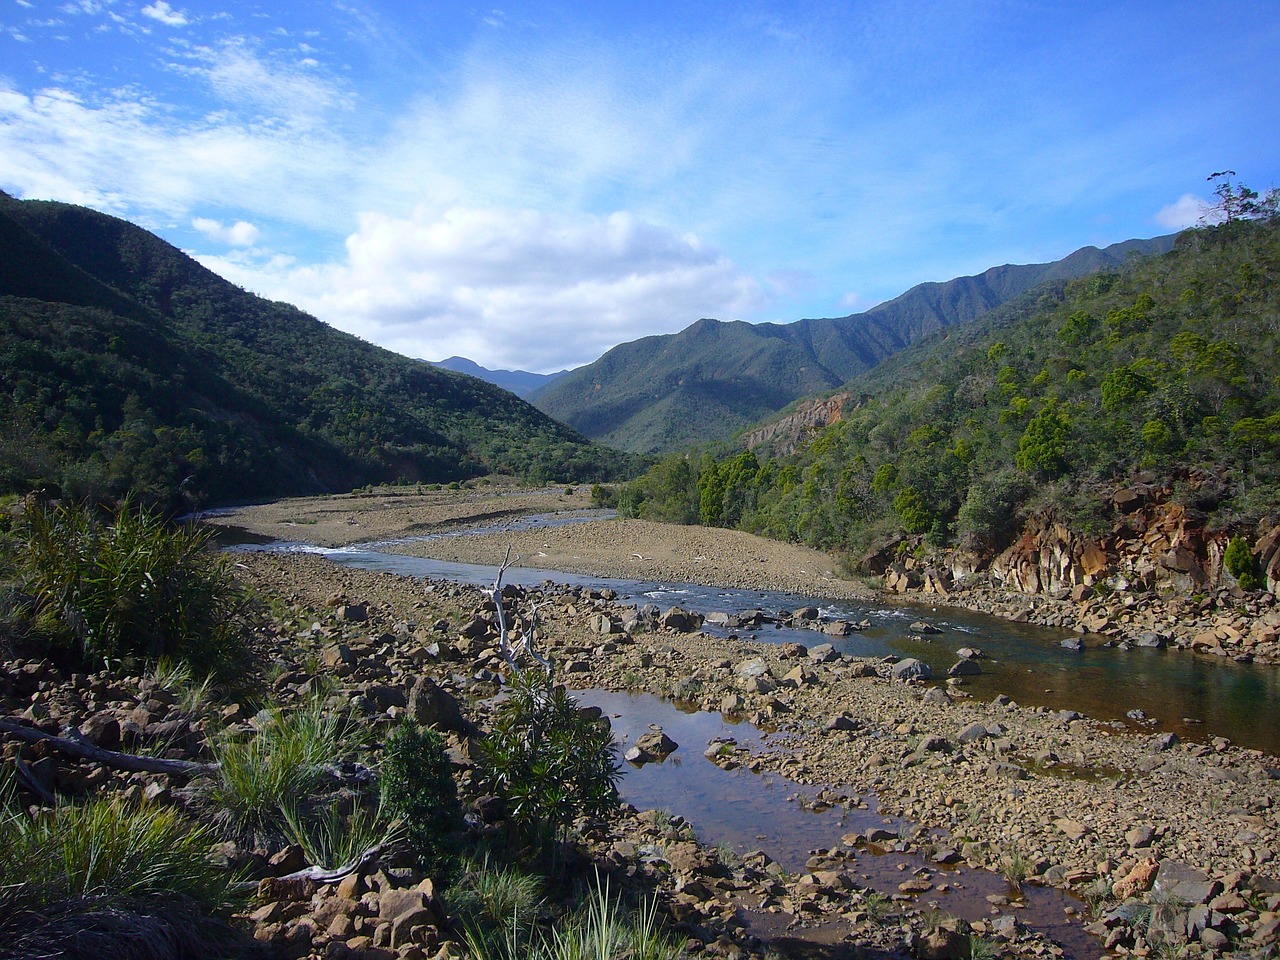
225;528;1280;756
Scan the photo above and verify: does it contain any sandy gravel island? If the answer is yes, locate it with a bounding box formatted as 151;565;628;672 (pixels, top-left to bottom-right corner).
207;483;872;601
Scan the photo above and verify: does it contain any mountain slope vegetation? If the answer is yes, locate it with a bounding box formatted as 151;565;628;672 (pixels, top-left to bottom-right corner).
619;218;1280;560
532;236;1176;454
0;193;628;509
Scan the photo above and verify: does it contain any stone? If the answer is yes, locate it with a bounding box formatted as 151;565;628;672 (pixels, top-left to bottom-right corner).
1060;637;1085;652
956;722;989;744
337;604;368;622
660;606;703;632
634;728;678;760
955;647;984;659
947;659;981;677
407;678;474;735
1054;818;1092;841
909;621;942;634
1154;860;1222;906
1116;865;1167;901
1125;826;1156;849
808;643;840;663
890;658;932;681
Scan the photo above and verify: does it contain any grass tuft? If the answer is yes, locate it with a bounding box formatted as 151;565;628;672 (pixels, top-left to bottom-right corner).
204;696;361;843
0;791;241;960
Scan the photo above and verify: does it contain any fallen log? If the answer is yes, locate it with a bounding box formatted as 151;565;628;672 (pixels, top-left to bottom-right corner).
0;717;217;778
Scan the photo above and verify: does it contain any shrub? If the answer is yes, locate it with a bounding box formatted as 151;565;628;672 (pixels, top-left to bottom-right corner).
19;499;244;675
1223;535;1261;590
0;789;241;959
478;670;621;853
381;723;464;885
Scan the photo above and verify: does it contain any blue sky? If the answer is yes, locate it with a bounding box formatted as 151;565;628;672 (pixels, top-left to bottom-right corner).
2;1;1278;373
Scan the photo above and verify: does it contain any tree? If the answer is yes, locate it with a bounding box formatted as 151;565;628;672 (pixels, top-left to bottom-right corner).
1015;403;1071;477
1202;171;1280;224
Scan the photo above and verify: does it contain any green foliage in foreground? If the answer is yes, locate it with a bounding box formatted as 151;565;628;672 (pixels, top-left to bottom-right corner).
479;671;622;853
0;787;240;960
458;869;678;960
18;499;246;674
620;216;1280;560
381;723;465;886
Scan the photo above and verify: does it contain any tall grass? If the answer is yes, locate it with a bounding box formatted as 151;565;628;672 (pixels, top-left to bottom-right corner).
461;873;678;960
281;799;400;871
0;788;241;959
205;696;363;843
20;499;245;675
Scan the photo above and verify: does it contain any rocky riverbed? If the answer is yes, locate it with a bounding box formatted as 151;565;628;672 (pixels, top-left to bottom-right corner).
232;549;1278;959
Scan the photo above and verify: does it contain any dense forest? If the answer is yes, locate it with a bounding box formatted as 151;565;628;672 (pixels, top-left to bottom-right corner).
533;235;1175;453
617;210;1280;564
0;193;630;510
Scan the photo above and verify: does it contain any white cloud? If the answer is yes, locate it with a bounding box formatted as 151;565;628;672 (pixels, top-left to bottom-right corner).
838;291;870;313
198;206;765;372
1155;193;1206;230
192;216;259;246
141;1;188;27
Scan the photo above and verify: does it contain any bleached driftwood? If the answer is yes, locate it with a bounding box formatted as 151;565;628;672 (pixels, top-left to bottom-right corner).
0;717;217;778
489;545;553;676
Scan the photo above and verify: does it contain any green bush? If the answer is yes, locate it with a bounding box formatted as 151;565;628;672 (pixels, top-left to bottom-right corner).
19;499;244;675
381;723;464;886
479;671;621;852
1223;535;1261;590
0;790;240;959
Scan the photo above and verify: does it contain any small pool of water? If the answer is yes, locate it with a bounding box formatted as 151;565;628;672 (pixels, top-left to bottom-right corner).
578;690;1102;959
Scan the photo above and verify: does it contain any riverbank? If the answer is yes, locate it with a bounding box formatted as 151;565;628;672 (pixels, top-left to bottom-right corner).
229;550;1280;959
209;485;871;601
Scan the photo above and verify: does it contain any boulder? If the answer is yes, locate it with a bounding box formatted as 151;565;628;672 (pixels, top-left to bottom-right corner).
660;606;704;632
407;678;474;735
947;659;981;677
890;658;932;681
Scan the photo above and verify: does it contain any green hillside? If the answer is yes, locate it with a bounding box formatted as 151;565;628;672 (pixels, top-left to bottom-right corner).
532;236;1176;454
619;217;1280;556
0;193;629;510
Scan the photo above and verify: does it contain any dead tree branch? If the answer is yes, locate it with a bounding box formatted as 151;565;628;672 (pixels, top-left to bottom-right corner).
0;718;217;778
490;545;553;676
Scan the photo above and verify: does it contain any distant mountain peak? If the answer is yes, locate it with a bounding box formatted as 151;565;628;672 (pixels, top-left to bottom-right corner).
428;356;570;400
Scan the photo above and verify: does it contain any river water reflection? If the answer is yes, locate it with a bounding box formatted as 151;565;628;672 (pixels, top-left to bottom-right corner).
224;533;1280;756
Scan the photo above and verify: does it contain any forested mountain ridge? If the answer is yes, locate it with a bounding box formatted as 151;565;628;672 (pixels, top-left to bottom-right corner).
0;192;629;510
619;217;1280;576
531;235;1177;454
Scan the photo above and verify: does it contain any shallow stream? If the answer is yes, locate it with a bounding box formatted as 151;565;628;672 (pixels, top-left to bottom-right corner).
225;520;1280;756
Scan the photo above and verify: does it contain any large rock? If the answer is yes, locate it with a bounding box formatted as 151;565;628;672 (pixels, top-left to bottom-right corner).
1153;860;1222;905
890;658;932;681
407;677;474;735
660;606;704;632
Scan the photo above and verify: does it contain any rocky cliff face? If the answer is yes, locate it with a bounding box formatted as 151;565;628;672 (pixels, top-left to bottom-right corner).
880;482;1280;663
742;392;855;456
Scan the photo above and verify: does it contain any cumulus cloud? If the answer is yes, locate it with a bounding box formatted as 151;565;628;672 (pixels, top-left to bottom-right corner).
192;216;259;246
199;206;764;372
141;2;188;27
1155;193;1206;230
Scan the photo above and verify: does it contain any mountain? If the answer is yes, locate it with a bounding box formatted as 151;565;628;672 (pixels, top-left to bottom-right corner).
620;217;1280;561
531;235;1178;454
428;356;570;400
0;192;629;510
